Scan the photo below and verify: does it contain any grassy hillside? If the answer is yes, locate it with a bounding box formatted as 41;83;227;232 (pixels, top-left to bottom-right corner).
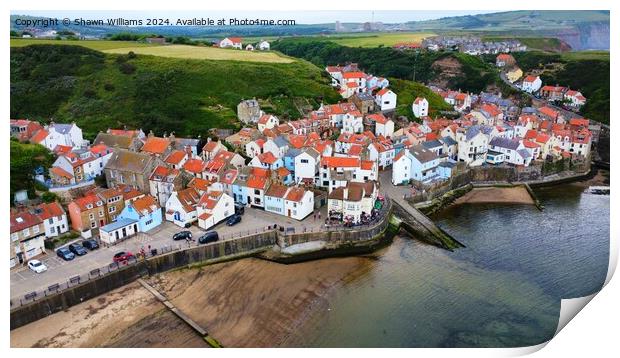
103;44;293;63
10;38;159;50
389;79;453;119
10;44;340;139
272;39;502;93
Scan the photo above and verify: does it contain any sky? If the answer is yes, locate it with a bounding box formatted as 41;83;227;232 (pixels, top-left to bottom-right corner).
10;10;500;24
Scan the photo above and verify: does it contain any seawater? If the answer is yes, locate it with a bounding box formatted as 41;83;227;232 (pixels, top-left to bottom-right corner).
288;183;609;347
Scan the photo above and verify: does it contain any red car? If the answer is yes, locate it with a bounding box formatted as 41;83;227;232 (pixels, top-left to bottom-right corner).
112;251;134;263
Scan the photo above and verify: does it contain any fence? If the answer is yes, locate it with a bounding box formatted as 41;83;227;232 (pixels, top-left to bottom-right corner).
10;226;276;310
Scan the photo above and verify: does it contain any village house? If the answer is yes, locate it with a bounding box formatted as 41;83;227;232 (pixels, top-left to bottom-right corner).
67;193;109;235
93;131;143;152
197;190;235;230
349;92;376;114
201;138;226;161
564;90;587;109
10;119;43;142
327;181;377;224
540;85;568;102
284;186;314;220
237;99;264;124
48;122;86;148
117;194;163;232
165;187;201;227
10;211;46;267
488;137;533;166
219;37;243;49
374;88;397;112
225;127;260;149
319;156;367;192
164;149;189;170
342;111;364;134
257;114;280;133
521;75;542;94
496;53;516;67
369;113;394;138
140;133;173;158
96;187;125;222
258;40;270;51
505;67;523;83
99;218;139;245
456;125;489;166
32;202;69;238
294;148;321;184
104;149;163;194
392;144;440;185
149;166;185;205
368;140;395;170
412;97;429;118
264;184;289;217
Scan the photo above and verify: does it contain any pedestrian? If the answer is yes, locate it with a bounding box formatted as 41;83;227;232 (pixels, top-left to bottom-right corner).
313;212;316;221
318;211;321;220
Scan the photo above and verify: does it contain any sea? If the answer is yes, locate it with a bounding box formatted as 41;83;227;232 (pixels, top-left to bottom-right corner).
285;182;610;347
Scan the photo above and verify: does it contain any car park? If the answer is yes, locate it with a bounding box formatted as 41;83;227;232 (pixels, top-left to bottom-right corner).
81;239;99;250
173;230;193;241
68;243;88;256
198;231;219;244
56;247;75;261
27;260;48;273
226;214;242;226
113;251;134;263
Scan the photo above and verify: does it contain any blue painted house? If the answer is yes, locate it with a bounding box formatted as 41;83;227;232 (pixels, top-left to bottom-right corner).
117;194;163;232
232;178;249;205
283;148;301;173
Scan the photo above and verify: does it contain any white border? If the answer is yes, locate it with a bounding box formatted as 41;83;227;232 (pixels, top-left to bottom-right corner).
2;1;616;357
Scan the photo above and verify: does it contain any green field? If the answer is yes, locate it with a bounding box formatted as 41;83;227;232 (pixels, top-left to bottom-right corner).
560;50;610;61
326;32;434;48
10;38;159;50
103;44;293;63
11;44;340;139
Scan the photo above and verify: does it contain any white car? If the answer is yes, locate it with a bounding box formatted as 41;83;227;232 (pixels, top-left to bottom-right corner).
27;260;48;274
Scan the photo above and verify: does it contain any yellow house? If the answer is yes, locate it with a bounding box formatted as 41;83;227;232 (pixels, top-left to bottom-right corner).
506;67;523;83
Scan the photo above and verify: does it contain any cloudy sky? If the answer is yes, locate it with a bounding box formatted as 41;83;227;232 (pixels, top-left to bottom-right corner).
11;10;500;24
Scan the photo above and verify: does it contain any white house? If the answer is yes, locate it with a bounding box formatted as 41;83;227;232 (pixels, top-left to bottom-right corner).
521;75;542;94
219;37;242;49
48;122;85;148
564;90;587;109
33;202;69;238
149;165;181;205
342;112;364;134
456;126;489;166
375;88;397;111
369;113;394;138
488;137;532;166
294;148;320;184
258;40;270;51
368;141;395;170
164;188;201;227
412;97;429;118
197;191;235;230
283;187;314;220
257;114;280;133
392;144;440;185
327;181;377;224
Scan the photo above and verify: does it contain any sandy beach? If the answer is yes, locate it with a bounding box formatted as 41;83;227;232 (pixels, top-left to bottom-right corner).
10;255;375;348
9;281;209;348
453;186;535;205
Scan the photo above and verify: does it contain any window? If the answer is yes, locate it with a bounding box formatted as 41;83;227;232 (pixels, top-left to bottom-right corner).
23;228;30;236
254;189;260;195
91;221;97;228
33;226;40;234
51;227;56;234
301;159;308;164
89;213;95;220
99;210;104;217
109;206;116;213
145;219;153;226
48;218;53;224
11;233;18;242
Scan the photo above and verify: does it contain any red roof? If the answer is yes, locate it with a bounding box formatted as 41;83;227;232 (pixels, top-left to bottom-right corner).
250;167;270;178
346;82;358;88
73;194;104;211
523;75;538;83
258;115;273;125
90;144;110;156
523;140;539;149
165;150;187;165
34;202;65;220
227;37;242;44
536;134;551;143
524;130;538;140
321;156;360;168
342;71;366;79
220;169;238;185
142;137;170;154
30;129;49;144
538;106;559;119
10;211;42;233
131;195;159;215
367;113;389;125
360;160;374;170
285;187;305;202
54;145;73;154
376;88;391;96
257;152;278;165
569;118;590;127
50;166;74;179
188;177;213;192
247;176;268;190
183;158;206;174
481;103;502;117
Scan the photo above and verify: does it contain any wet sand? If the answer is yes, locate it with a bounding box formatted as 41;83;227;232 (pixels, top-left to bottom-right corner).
453;186;534;205
10;281;208;348
11;255;374;348
147;256;374;347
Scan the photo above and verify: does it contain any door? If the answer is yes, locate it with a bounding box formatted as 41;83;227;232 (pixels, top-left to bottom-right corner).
122;227;126;238
100;219;105;227
288;209;291;217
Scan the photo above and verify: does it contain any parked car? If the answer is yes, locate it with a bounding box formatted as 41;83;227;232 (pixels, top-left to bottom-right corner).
68;243;88;256
81;239;99;250
198;231;219;244
226;214;242;226
112;251;134;263
56;247;75;261
27;259;48;274
234;204;245;215
173;231;192;241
